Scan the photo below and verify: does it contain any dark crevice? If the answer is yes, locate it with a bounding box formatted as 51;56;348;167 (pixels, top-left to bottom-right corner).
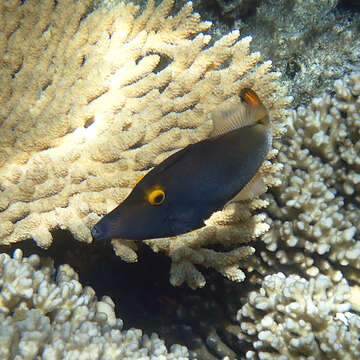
84;116;94;128
11;57;23;79
153;54;173;74
80;55;87;67
41;79;52;93
337;0;360;12
42;24;50;35
0;230;250;359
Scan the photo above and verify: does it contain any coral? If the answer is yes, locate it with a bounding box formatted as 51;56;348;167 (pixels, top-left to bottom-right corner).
234;0;360;106
0;249;189;359
224;72;360;359
259;72;360;281
236;272;360;360
214;0;256;17
0;0;289;288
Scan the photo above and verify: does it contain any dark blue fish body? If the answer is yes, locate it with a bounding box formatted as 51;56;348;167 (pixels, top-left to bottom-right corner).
149;123;270;236
91;93;272;241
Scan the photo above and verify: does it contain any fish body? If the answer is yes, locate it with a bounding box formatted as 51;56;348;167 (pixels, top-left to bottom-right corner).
91;91;272;241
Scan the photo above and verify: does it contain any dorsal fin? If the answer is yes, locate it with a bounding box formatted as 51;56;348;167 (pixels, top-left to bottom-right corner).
210;104;254;137
210;99;269;137
240;88;270;127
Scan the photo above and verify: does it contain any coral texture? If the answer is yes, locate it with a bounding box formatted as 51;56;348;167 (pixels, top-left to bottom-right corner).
225;72;360;360
214;0;255;17
259;72;360;283
0;0;289;288
0;249;189;359
233;0;360;107
236;272;360;360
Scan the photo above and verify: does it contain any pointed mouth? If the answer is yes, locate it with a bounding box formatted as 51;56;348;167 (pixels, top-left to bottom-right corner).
91;222;109;241
91;209;135;241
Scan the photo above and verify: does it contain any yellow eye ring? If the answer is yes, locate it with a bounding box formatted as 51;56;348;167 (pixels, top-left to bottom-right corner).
148;189;165;205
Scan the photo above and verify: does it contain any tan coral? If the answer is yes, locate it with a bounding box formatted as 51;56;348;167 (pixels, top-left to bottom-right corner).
0;0;289;288
236;272;360;360
259;72;360;283
0;249;190;359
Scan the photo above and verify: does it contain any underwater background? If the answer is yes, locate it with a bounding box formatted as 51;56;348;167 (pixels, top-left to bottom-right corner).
0;0;359;359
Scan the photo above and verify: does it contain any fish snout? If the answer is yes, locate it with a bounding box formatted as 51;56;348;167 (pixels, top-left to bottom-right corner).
91;223;107;241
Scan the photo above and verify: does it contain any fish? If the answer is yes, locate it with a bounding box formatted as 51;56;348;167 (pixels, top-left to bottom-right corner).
91;89;272;241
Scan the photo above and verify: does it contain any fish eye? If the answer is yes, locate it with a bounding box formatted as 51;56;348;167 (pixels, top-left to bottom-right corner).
148;189;165;205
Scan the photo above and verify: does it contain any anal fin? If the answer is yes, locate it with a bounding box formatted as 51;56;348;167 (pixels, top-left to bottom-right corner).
229;171;267;202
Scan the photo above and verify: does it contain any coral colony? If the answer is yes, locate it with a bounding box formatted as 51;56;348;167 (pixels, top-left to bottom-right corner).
0;0;359;358
0;0;288;288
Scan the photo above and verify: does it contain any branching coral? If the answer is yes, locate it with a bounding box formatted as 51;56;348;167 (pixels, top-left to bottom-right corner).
0;249;189;359
236;272;360;360
206;71;360;360
257;72;360;283
0;0;289;288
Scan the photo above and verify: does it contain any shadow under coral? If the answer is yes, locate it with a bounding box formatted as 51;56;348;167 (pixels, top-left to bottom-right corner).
0;230;250;360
